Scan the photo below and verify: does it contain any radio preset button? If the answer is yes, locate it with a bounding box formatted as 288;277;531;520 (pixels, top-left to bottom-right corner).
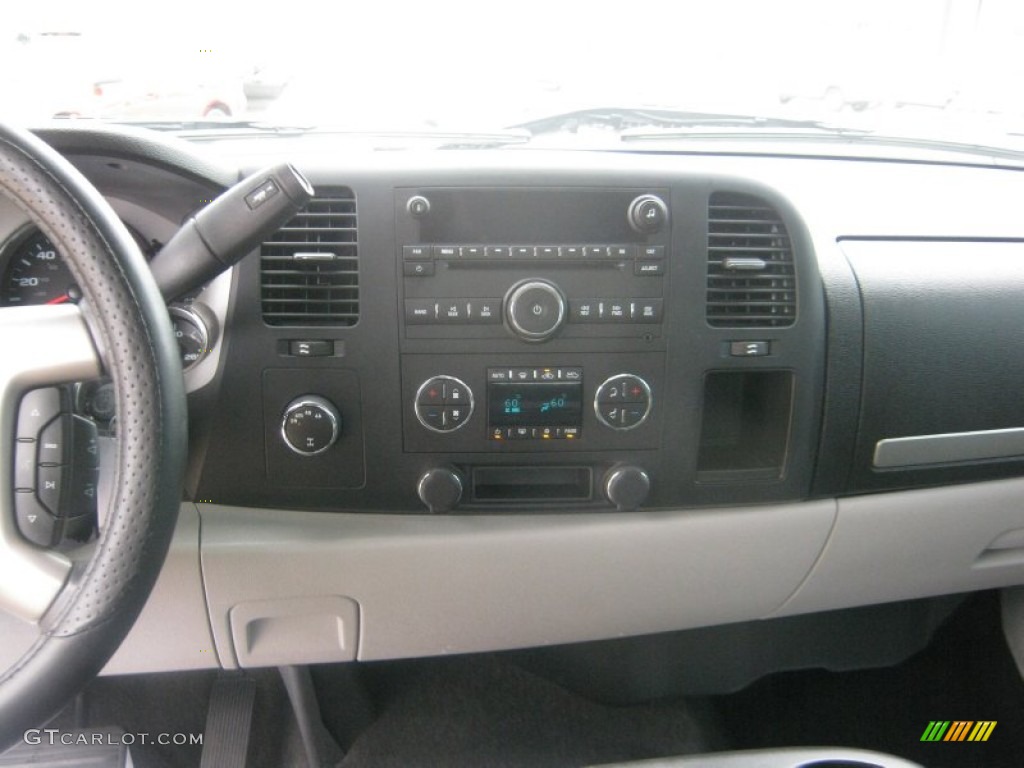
486;246;511;258
461;246;485;258
512;246;535;258
415;376;474;433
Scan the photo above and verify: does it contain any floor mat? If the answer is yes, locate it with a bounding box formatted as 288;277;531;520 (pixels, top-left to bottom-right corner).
714;591;1024;768
338;656;710;768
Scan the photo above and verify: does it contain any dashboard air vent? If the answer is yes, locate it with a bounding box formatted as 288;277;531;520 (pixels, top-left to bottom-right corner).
706;192;796;328
261;190;358;326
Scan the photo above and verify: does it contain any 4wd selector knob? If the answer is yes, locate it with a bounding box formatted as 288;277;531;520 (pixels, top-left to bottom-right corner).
281;395;341;456
505;279;566;342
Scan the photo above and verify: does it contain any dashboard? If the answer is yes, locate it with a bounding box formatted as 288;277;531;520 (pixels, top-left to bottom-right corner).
6;124;1024;679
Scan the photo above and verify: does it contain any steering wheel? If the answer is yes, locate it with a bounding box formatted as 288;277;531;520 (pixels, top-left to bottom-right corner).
0;123;187;750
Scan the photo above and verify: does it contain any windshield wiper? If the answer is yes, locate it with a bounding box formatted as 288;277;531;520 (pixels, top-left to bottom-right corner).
510;106;863;137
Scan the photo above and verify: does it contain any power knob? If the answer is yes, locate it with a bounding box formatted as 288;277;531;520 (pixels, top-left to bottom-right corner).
504;279;566;342
603;465;651;511
417;467;464;513
281;396;341;456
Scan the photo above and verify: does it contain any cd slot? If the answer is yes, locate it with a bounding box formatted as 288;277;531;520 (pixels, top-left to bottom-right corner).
471;466;592;503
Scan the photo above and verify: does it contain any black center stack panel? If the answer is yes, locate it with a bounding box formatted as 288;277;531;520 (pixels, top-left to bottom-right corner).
193;169;826;514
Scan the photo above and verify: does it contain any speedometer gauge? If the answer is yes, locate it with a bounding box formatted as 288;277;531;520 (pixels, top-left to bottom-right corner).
0;231;78;306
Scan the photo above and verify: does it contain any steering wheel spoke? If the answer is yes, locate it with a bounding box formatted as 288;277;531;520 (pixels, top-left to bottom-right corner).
0;304;102;623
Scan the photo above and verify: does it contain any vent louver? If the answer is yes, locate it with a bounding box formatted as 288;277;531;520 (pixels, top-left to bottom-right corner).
261;190;358;326
706;192;796;328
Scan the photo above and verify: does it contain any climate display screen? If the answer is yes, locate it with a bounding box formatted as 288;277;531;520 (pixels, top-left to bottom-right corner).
488;382;583;428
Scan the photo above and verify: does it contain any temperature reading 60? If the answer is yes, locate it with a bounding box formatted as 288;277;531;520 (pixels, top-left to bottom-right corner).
539;395;568;413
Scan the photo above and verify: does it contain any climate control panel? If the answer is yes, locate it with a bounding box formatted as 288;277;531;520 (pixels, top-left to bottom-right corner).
404;355;662;454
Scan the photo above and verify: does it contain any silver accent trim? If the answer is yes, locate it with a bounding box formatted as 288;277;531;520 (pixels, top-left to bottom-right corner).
181;269;230;394
593;373;652;431
874;426;1024;468
168;304;209;373
505;279;566;342
280;395;341;456
294;252;337;261
413;375;474;434
0;305;100;622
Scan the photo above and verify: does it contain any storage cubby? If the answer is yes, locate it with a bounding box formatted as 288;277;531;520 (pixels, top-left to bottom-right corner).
696;371;793;482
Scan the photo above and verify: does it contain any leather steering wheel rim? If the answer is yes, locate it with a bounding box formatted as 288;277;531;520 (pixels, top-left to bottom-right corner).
0;123;187;751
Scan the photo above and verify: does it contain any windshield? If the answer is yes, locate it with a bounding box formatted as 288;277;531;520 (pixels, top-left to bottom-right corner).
6;0;1024;150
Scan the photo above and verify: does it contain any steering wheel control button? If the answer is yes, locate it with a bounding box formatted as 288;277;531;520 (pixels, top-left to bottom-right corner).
628;194;669;234
415;376;474;433
281;396;342;456
16;387;61;439
72;415;101;469
15;490;57;547
38;415;68;465
14;441;36;490
595;374;652;431
505;279;567;341
68;465;100;518
36;464;64;515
